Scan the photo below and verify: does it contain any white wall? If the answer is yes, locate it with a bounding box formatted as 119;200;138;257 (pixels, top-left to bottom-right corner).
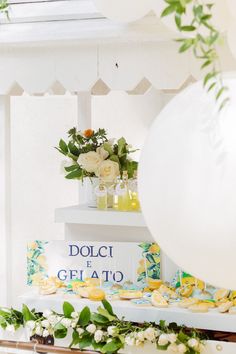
9;89;164;305
10;96;78;305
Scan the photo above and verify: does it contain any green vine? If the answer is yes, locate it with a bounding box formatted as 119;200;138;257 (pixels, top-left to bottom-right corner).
162;0;229;110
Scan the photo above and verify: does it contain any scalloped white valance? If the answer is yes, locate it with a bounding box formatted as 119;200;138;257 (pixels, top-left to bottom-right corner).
0;40;236;95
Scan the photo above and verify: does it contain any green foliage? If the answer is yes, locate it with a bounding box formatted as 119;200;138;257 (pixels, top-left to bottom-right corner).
63;301;75;318
22;304;36;322
78;306;91;327
54;323;68;339
0;301;206;354
162;0;229;110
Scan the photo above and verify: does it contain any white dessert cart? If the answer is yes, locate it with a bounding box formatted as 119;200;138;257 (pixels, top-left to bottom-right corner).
0;1;236;353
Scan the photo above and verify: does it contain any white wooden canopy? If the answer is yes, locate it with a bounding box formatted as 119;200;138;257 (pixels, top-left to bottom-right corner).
0;0;235;95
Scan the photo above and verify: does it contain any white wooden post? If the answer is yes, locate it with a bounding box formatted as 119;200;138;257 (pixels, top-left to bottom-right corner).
0;95;10;306
77;92;92;205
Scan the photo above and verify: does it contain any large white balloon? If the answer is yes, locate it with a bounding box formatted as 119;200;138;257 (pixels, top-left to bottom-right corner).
227;20;236;59
93;0;151;23
139;76;236;290
227;0;236;20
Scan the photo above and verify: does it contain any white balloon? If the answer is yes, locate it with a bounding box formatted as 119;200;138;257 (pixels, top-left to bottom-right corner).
139;75;236;290
227;21;236;59
227;0;236;20
93;0;151;23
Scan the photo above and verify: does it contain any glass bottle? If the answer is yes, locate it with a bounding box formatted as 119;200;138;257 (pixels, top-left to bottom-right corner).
94;178;107;210
108;176;120;210
116;171;130;211
129;170;141;212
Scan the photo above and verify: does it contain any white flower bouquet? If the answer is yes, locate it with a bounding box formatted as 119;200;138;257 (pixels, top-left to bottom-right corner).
56;127;138;182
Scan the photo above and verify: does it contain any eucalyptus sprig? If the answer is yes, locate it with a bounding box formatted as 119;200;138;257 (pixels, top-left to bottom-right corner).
162;0;229;111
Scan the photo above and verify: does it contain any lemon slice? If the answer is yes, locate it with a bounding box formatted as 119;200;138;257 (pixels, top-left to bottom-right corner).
119;290;143;299
151;291;168;308
178;298;199;309
88;288;106;301
214;289;230;301
188;303;209;313
218;301;233;313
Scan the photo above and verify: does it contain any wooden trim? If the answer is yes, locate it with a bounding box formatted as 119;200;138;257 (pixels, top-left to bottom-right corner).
0;340;97;354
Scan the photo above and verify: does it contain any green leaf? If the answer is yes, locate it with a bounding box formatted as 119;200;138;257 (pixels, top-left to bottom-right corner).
216;86;228;101
109;155;120;164
78;306;91;327
207;82;217;92
156;344;169;351
68;142;79;156
102;300;115;316
181;25;196;32
161;5;176;17
79;334;92;350
201;60;212;69
101;339;122;354
117;137;127;157
219;97;230;111
54;323;68;339
69;330;80;348
97;307;116;322
22;304;36;322
103;142;114;156
178;330;189;342
179;39;193;53
91;313;109;325
65;168;82;179
63;302;75;318
64;164;79;172
59;139;68;154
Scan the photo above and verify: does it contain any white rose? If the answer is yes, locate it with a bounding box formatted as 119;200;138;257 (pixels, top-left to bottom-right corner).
168;343;179;352
71;312;79;319
158;334;169;346
178;343;187;353
41;320;50;329
97;146;109;160
6;324;15;333
71;320;77;328
26;321;36;330
107;326;116;337
43;310;52;318
135;340;143;346
35;326;42;336
136;331;145;342
125;336;135;346
188;338;199;349
94;330;103;343
61;318;71;328
77;328;85;336
86;324;96;334
144;328;156;342
78;152;103;173
43;329;49;338
168;333;177;344
96;160;120;183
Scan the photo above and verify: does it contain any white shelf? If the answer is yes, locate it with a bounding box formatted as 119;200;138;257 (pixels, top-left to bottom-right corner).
19;292;236;333
55;204;146;227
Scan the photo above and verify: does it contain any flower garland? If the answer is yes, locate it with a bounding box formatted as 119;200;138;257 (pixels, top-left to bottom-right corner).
0;300;206;354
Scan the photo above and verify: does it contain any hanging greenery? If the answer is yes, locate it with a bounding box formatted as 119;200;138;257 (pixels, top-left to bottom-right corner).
162;0;229;110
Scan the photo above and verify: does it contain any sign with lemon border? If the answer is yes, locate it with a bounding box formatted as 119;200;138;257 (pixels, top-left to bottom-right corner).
27;241;161;286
